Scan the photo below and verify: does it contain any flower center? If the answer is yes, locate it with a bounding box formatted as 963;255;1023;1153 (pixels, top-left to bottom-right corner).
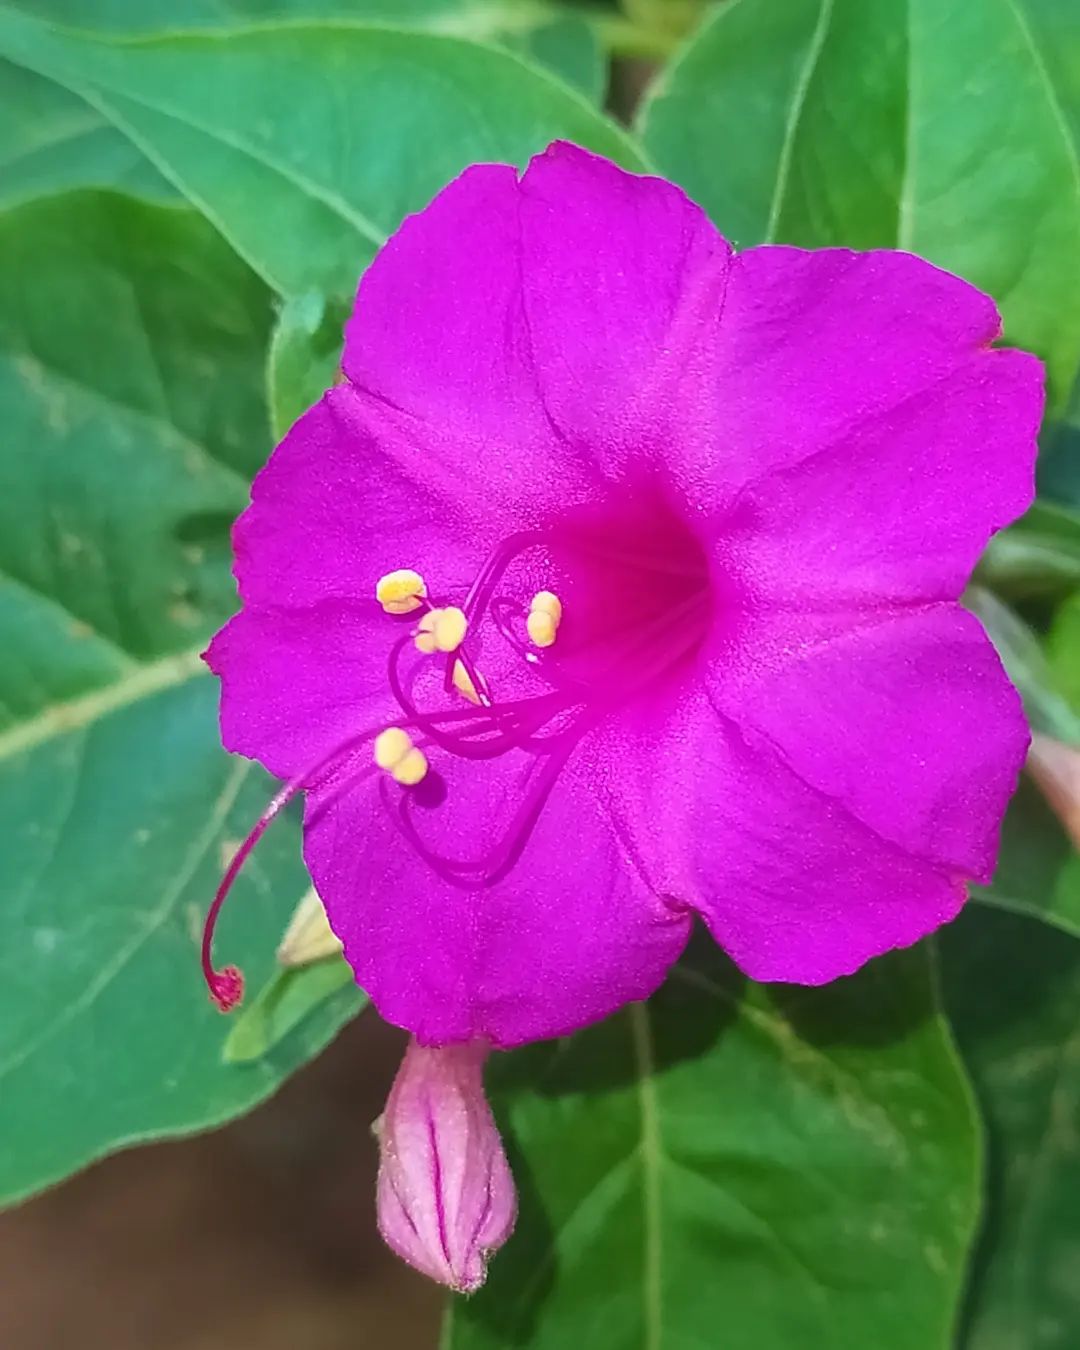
201;489;711;1012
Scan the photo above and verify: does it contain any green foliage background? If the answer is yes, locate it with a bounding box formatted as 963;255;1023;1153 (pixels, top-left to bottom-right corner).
0;1;1077;1346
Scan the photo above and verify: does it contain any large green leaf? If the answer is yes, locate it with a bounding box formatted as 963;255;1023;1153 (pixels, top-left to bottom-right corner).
0;191;360;1204
0;59;174;209
0;13;639;298
446;940;980;1350
640;0;1080;414
942;906;1080;1350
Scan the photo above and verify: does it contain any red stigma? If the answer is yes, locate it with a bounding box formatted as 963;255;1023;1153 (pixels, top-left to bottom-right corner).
208;963;245;1013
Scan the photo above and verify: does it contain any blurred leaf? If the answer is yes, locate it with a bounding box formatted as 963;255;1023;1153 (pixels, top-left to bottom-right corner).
975;777;1080;939
266;292;349;439
3;0;546;33
0;14;641;298
966;587;1080;743
0;59;174;209
1048;591;1080;706
446;940;980;1350
621;0;706;41
223;954;361;1064
507;13;607;103
1040;364;1080;508
941;905;1080;1350
978;500;1080;603
640;0;1080;415
0;1;609;103
0;192;359;1204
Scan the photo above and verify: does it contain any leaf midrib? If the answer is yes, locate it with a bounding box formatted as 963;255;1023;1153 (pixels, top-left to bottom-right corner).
0;642;208;763
764;0;834;244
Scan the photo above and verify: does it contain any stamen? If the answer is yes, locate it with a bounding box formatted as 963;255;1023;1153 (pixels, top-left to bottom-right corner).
415;606;467;654
452;659;488;705
461;531;545;625
387;635;571;761
526;591;562;648
374;726;429;786
207;528;708;1009
377;568;427;614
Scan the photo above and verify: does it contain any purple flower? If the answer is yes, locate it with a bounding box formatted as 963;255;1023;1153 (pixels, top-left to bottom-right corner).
375;1038;515;1291
202;142;1042;1047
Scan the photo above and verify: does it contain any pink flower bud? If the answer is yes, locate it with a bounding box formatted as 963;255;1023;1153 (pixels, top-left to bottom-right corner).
375;1038;516;1292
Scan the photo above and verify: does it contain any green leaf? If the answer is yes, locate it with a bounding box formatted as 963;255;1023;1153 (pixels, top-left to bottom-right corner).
975;777;1080;939
640;0;1080;415
1040;364;1080;509
1047;590;1080;706
0;191;359;1204
965;587;1080;743
506;13;607;103
266;291;349;440
978;500;1080;603
941;905;1080;1350
0;14;643;299
2;0;543;35
446;940;980;1350
223;954;362;1064
0;59;174;209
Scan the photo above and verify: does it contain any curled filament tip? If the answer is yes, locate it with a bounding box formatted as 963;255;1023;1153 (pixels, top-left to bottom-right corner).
199;721;388;1013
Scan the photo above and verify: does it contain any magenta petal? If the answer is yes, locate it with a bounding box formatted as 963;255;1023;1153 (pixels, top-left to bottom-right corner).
711;604;1028;883
342;144;729;503
233;388;478;612
671;695;968;984
376;1039;515;1292
303;736;692;1048
205;603;392;781
517;142;730;444
674;245;1023;520
717;348;1041;607
341;159;595;518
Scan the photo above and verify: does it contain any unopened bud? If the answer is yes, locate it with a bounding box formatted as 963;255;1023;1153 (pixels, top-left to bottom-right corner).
376;1039;516;1292
276;887;342;967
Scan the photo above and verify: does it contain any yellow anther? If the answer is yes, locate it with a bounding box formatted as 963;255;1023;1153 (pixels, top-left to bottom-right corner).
392;747;429;786
415;606;468;654
526;609;558;648
373;727;428;786
531;591;563;624
374;726;412;770
452;659;488;706
376;569;426;615
527;590;563;648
